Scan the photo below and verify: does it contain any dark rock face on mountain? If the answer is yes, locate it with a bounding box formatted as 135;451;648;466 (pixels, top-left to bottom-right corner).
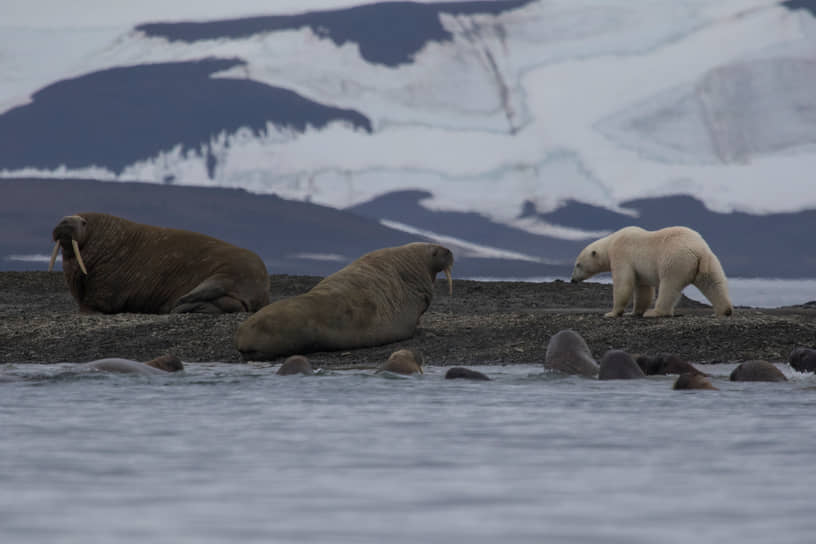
0;58;370;176
137;1;534;66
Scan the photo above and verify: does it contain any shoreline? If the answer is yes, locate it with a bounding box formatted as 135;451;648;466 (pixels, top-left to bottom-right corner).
2;272;815;366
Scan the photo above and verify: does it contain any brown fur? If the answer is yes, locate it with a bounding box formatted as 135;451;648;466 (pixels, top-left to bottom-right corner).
235;243;453;361
788;347;816;373
51;213;269;313
544;329;599;377
377;349;424;375
598;350;645;380
445;367;490;380
730;360;787;382
277;355;314;376
673;373;718;390
636;354;707;376
144;354;184;372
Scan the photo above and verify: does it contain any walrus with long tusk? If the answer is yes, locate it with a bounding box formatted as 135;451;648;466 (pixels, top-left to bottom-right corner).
236;242;453;361
49;213;270;314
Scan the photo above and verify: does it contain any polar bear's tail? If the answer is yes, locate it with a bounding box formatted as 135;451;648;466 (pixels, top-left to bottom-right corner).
694;251;734;316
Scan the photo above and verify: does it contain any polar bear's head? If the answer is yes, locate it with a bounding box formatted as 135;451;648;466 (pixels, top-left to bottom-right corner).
570;238;610;283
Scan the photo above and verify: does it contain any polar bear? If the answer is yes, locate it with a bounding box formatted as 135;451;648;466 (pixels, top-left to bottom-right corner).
570;226;733;318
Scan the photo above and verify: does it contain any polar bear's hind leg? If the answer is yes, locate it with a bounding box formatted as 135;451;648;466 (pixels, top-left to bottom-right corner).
631;284;654;316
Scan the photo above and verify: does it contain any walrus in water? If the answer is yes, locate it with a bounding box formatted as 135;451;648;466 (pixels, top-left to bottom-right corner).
445;367;490;381
788;347;816;373
673;373;718;390
49;213;269;313
636;354;707;376
729;360;788;382
84;354;184;375
598;350;645;380
276;355;314;376
544;329;599;377
235;243;453;360
377;349;424;375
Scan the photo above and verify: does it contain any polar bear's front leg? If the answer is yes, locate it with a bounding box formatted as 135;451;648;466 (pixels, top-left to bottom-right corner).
631;284;655;316
606;268;634;317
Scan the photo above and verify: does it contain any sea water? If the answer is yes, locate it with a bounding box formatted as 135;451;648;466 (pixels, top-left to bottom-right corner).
1;363;815;543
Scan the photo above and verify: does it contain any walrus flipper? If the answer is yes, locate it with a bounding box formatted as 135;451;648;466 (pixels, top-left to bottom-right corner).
173;279;247;314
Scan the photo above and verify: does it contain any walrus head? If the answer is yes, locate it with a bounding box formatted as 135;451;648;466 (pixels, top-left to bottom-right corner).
429;245;454;295
49;214;89;275
144;354;184;373
378;348;424;375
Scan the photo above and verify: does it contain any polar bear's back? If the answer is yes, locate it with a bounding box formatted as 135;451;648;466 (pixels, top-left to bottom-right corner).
608;226;715;286
610;226;711;260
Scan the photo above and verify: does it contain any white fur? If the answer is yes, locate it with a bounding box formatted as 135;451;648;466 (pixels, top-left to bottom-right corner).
571;226;733;318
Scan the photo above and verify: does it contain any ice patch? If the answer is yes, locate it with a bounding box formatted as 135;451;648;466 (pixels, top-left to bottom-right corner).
380;219;558;263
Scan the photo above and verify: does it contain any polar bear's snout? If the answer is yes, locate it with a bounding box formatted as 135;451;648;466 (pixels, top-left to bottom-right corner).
571;262;587;283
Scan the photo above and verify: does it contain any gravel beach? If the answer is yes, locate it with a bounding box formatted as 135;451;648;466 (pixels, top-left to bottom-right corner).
1;272;814;366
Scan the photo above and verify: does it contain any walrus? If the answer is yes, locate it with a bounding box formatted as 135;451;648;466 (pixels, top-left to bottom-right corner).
788;347;816;373
276;355;314;376
83;354;184;375
636;354;707;376
598;350;645;380
445;367;490;380
673;373;718;390
49;213;269;313
544;329;599;377
235;242;453;360
729;360;788;382
376;349;424;375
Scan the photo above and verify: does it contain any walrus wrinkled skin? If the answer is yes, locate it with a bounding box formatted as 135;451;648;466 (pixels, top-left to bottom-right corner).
788;347;816;373
598;350;645;380
445;367;490;381
84;354;184;375
729;360;787;382
277;355;314;376
636;354;707;376
673;373;718;390
49;213;269;314
236;243;453;361
377;349;424;375
544;329;599;377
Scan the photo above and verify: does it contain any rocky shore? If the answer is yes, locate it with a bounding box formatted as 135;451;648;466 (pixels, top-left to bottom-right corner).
1;272;814;366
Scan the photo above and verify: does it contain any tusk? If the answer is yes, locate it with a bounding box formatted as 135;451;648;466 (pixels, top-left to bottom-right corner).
48;241;60;272
444;266;453;296
71;239;88;275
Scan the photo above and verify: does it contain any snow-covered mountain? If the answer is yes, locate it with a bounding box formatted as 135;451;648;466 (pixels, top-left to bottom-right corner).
2;0;816;277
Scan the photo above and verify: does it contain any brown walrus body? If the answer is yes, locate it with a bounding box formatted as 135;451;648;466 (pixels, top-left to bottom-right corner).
377;349;424;375
598;350;645;380
445;367;490;381
544;329;599;377
729;360;788;382
235;243;453;361
276;355;314;376
788;347;816;373
636;354;707;376
83;354;184;375
673;373;718;390
49;213;269;314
